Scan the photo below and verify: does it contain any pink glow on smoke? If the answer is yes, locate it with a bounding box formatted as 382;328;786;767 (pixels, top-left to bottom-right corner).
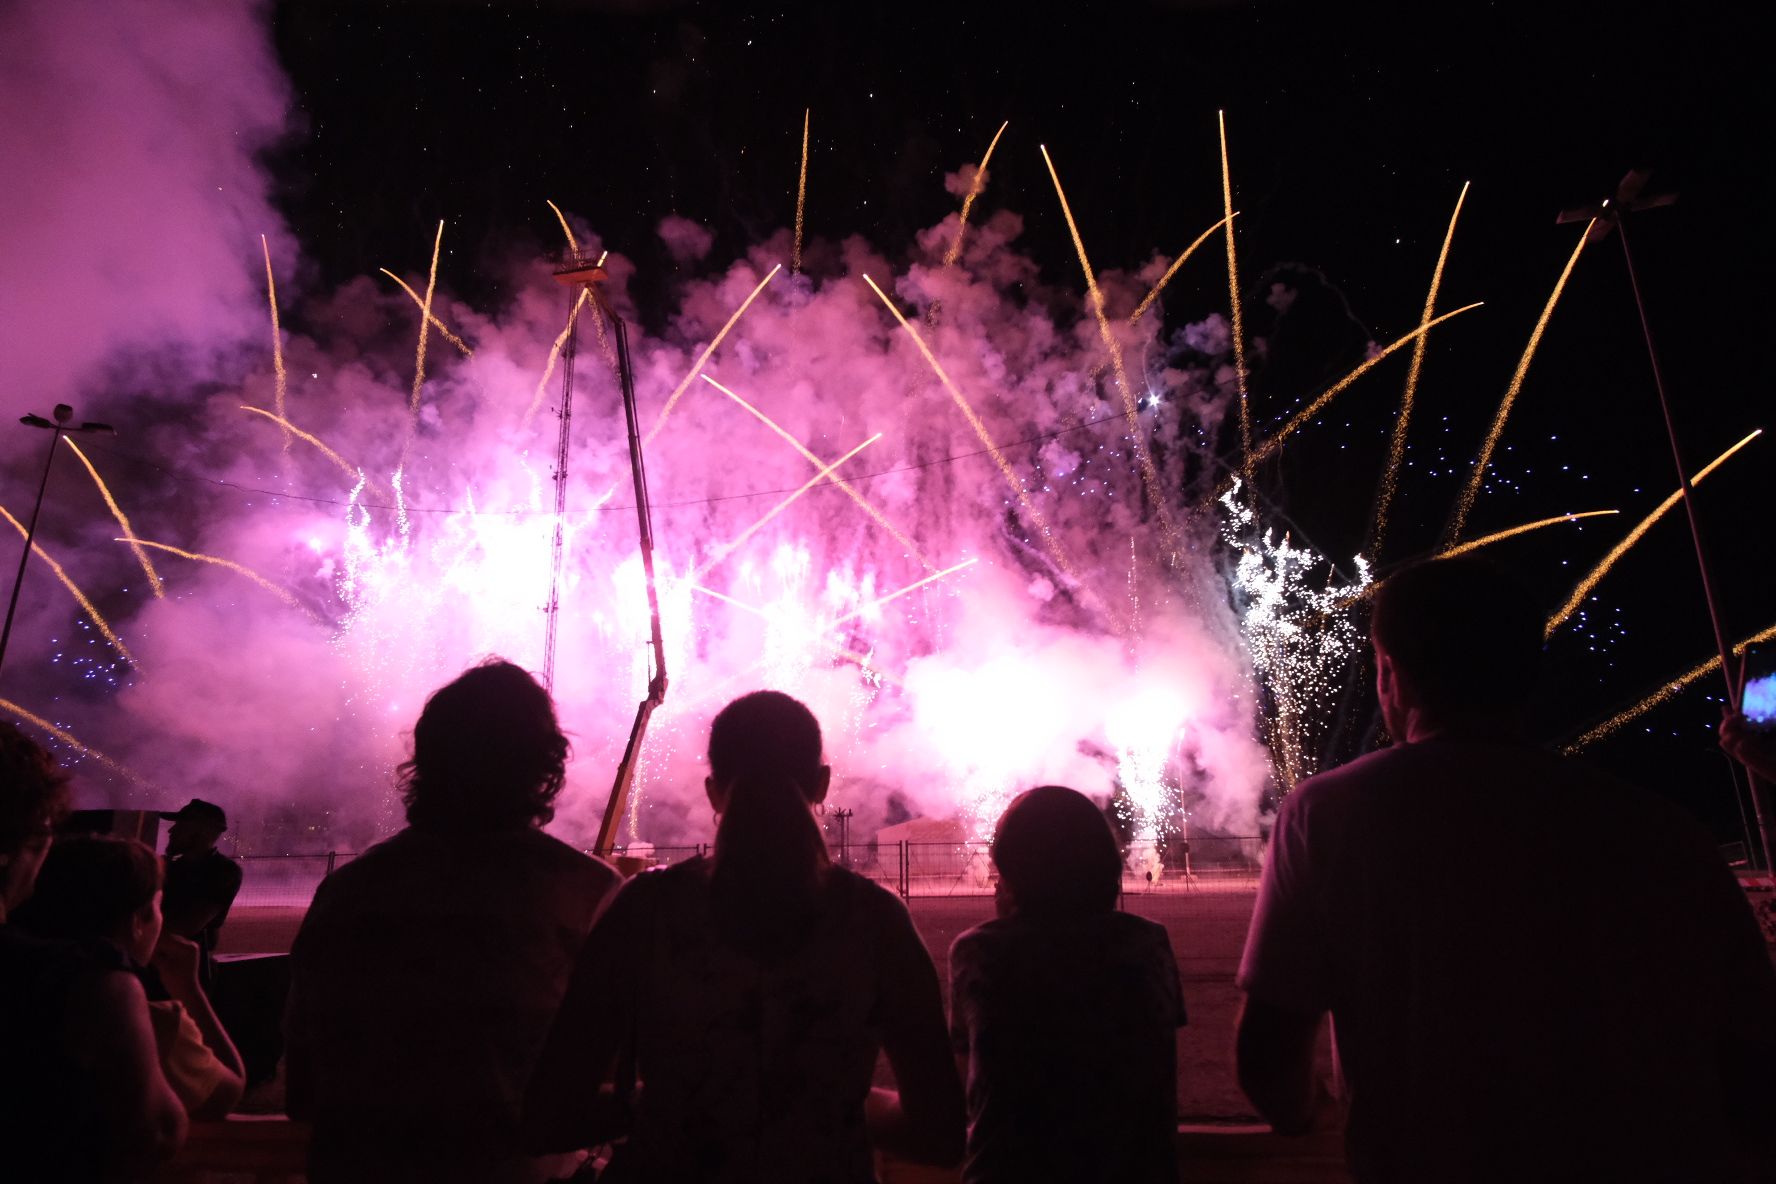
0;2;1275;850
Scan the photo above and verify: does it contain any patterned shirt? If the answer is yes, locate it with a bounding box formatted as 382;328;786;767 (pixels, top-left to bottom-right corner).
549;858;943;1184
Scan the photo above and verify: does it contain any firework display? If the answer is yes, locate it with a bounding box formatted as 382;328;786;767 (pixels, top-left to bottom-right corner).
2;2;1763;859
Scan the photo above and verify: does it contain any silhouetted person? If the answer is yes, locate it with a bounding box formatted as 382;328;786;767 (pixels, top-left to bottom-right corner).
949;785;1185;1184
525;690;964;1182
1;723;186;1180
16;835;246;1120
159;797;241;983
1236;557;1776;1183
286;659;620;1183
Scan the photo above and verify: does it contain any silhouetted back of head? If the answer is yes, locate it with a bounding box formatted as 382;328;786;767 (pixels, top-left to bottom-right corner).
708;691;830;955
993;785;1122;917
14;835;161;942
1370;557;1543;719
1;722;69;861
400;659;569;833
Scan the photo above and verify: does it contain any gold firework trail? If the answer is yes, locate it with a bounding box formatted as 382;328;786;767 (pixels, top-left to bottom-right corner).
378;269;473;356
1369;182;1469;554
130;539;314;619
863;273;1080;585
685;582;905;688
0;697;149;786
1219;111;1252;482
63;438;163;598
944;120;1010;267
645;264;783;446
402;220;445;467
261;235;290;450
1545;429;1763;637
793;108;810;274
1040;145;1175;545
0;506;137;667
1128;214;1233;326
585;294;619;371
240;406;362;481
1565;620;1776;752
699;374;935;569
693;434;882;580
545;199;580;254
520;288;591;430
1230;302;1484;483
1436;509;1617;558
1445;221;1593;544
832;557;979;629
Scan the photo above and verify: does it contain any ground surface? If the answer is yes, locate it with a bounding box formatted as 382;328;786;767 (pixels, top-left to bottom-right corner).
219;882;1294;1120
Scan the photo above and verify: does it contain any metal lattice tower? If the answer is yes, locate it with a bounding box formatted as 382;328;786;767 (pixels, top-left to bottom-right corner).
540;277;581;691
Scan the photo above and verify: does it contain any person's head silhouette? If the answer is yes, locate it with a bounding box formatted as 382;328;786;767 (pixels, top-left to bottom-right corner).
991;785;1122;919
400;659;569;833
1370;557;1543;743
704;691;832;953
0;722;70;918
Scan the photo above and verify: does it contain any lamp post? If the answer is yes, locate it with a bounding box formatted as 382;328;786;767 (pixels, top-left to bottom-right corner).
0;404;115;679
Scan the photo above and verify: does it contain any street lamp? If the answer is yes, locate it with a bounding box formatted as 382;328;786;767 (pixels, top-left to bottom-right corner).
0;404;115;679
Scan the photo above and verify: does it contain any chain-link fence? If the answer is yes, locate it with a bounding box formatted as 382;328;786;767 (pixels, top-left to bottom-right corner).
229;835;1264;909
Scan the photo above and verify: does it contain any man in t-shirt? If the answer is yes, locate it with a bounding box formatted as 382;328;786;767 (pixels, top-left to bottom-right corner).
160;799;243;977
1236;558;1776;1183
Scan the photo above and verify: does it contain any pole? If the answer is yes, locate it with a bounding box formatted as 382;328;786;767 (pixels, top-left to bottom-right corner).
542;288;578;693
1616;211;1776;871
593;310;669;858
0;427;63;678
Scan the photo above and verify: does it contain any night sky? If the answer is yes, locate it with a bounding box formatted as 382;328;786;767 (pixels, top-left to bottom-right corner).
261;0;1770;840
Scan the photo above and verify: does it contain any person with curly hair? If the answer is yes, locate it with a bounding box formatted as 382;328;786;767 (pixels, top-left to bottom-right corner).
1;722;187;1179
286;660;620;1183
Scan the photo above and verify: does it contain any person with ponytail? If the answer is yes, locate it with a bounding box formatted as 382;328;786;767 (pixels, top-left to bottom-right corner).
525;690;964;1182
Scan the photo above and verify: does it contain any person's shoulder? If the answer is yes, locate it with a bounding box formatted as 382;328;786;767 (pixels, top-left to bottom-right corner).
514;830;622;887
196;847;242;878
0;926;125;987
827;865;910;915
1552;751;1723;851
1277;746;1407;823
1295;744;1414;794
1286;737;1536;812
1104;909;1172;944
607;856;703;910
313;831;404;883
949;915;1011;957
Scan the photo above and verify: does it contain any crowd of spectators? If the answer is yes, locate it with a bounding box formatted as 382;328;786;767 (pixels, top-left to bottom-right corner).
2;556;1773;1183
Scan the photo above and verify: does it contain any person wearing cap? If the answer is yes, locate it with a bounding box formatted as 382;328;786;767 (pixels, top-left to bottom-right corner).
160;798;242;980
